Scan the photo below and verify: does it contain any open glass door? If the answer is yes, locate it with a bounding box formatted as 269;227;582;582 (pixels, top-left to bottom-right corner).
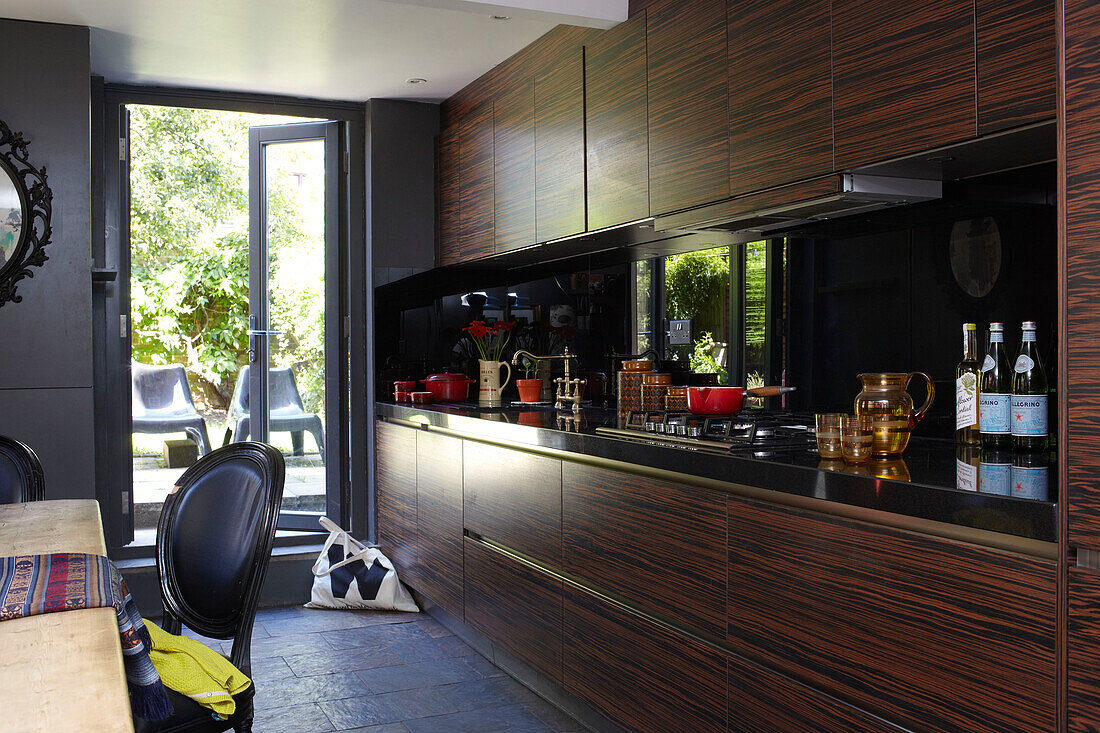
248;122;341;530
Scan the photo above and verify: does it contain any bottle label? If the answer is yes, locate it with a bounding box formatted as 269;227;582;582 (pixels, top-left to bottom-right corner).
990;331;1004;343
1011;394;1049;436
1011;466;1049;501
979;462;1012;495
956;374;978;430
956;459;978;492
981;355;996;372
1014;354;1035;373
979;393;1011;434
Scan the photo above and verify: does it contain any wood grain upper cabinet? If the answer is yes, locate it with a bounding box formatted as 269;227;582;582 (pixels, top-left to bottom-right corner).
976;0;1055;135
374;421;418;581
728;0;832;195
534;48;586;243
493;78;535;254
727;498;1057;733
462;442;562;567
832;0;976;169
415;431;463;620
584;12;649;231
646;0;730;216
456;100;495;262
436;124;460;266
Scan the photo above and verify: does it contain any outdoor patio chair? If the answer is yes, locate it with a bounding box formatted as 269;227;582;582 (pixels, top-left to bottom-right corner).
224;366;325;460
132;362;212;455
0;434;45;503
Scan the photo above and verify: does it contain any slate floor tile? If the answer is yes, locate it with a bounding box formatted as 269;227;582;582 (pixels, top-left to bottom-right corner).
402;704;552;733
319;688;460;729
250;655;297;683
323;622;433;650
355;657;491;694
522;699;586;733
437;676;543;713
253;702;336;732
380;634;478;664
260;671;368;705
239;631;341;660
264;611;369;636
340;725;410;733
285;644;405;677
414;616;453;638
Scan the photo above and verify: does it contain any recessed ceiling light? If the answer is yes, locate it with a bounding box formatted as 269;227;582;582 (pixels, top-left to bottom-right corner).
406;77;428;85
491;15;511;20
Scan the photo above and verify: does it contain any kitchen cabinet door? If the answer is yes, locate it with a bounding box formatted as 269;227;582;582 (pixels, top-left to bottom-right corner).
1069;566;1100;731
415;431;463;620
436;124;461;266
462;441;561;567
976;0;1055;135
584;12;649;231
563;584;726;733
457;100;495;262
728;0;832;195
493;78;535;254
646;0;730;215
464;537;562;684
374;421;417;581
832;0;976;169
727;498;1057;733
534;48;586;243
562;463;726;636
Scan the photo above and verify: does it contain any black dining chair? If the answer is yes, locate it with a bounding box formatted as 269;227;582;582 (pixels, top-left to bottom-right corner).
134;442;285;733
0;434;45;503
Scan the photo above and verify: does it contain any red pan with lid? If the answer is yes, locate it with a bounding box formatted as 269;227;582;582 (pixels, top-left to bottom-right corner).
686;385;796;415
422;372;476;402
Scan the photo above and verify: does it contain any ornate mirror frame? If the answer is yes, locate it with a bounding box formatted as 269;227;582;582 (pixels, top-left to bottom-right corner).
0;119;53;307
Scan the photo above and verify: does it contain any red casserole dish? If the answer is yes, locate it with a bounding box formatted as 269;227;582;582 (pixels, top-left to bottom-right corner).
686;385;795;415
422;372;476;402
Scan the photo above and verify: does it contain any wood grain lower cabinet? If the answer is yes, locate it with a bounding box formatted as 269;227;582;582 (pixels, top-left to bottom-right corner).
463;538;562;684
415;431;463;620
563;585;727;732
727;652;907;733
462;441;561;567
1068;566;1100;732
561;463;727;637
727;498;1057;733
374;421;417;581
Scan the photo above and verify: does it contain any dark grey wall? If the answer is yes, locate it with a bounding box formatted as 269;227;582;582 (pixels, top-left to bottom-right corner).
366;99;439;281
0;19;94;499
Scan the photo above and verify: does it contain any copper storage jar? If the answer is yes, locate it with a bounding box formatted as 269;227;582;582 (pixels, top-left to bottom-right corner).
665;386;689;411
641;383;669;411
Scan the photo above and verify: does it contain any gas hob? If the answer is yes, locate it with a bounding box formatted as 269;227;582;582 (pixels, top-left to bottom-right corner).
594;409;816;457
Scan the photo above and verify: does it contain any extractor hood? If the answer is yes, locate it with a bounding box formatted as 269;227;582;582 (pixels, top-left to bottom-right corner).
654;174;942;236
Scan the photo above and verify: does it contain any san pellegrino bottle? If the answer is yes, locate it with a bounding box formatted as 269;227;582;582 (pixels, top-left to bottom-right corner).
979;322;1012;449
979;448;1013;496
956;323;980;445
1011;321;1049;451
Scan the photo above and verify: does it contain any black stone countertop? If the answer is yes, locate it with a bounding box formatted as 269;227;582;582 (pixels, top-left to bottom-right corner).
377;401;1058;544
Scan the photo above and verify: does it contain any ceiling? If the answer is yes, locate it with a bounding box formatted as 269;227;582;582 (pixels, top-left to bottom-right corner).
0;0;627;102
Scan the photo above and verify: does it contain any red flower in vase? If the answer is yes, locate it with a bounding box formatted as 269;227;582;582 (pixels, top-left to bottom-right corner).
464;320;491;338
493;320;518;333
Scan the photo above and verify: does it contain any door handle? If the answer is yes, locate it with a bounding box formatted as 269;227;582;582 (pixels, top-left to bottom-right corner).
246;329;285;336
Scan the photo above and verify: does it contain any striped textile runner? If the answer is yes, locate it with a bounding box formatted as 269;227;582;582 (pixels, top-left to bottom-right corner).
0;553;173;721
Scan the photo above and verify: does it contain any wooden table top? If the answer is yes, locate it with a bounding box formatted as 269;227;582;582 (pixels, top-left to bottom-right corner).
0;500;135;732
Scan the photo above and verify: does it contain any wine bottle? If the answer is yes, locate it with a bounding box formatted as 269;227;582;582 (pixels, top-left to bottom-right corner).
979;322;1012;450
1011;321;1049;452
956;323;980;445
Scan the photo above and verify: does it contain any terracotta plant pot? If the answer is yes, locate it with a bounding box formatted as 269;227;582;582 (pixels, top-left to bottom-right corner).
516;378;543;403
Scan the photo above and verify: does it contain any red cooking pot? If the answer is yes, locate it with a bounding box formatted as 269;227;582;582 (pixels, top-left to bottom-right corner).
422;372;476;402
686;385;795;415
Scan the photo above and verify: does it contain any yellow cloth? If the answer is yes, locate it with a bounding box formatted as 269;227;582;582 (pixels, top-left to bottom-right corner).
144;619;252;719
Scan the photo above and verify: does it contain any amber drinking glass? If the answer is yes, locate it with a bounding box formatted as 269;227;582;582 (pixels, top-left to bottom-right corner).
841;414;874;464
815;413;843;459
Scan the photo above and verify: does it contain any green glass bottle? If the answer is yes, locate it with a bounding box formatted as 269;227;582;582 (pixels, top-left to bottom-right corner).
1011;321;1049;452
979;322;1012;450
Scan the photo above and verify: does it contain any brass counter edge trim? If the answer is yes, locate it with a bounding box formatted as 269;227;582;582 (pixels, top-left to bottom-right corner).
383;416;1058;561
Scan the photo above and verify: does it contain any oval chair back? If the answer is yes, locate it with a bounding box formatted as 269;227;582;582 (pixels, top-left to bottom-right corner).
0;434;45;503
156;441;284;676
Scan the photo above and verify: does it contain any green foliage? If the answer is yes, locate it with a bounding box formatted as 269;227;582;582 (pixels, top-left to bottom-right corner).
690;332;728;383
744;241;768;372
129;105;323;411
665;249;729;323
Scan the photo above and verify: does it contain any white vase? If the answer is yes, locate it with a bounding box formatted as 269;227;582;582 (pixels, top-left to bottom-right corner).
478;359;512;406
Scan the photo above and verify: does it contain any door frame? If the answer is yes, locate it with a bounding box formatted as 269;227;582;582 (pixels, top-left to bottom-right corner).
96;85;366;557
248;121;342;530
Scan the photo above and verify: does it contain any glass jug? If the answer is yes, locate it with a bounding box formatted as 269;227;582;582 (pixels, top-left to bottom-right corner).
854;372;935;457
